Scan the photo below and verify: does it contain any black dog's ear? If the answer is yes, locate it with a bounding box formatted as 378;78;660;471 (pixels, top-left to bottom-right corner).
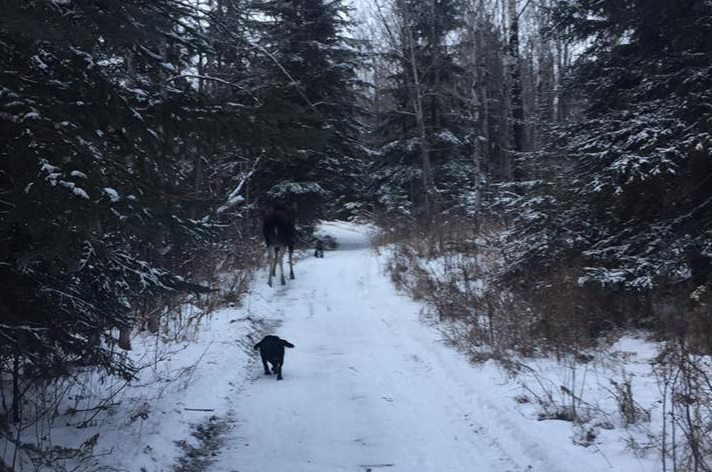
281;340;295;348
254;340;263;350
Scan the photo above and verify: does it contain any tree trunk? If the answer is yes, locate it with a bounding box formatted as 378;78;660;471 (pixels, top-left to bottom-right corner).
118;327;132;351
12;352;20;423
400;0;434;221
506;0;524;177
537;0;555;129
555;39;571;122
471;0;490;231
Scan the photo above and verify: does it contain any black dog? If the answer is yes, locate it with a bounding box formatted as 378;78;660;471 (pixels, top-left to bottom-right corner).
254;335;295;380
314;238;325;258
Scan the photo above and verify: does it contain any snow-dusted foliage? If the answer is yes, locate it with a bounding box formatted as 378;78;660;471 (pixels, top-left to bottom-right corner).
0;1;289;467
496;0;712;293
267;181;327;199
368;0;480;220
0;0;223;423
251;0;368;219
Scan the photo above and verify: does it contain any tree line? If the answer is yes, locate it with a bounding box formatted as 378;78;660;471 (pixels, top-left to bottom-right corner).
368;0;712;346
373;2;712;468
0;0;362;441
1;0;712;468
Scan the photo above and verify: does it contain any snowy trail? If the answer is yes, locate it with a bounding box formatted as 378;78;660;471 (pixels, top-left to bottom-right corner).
212;222;617;472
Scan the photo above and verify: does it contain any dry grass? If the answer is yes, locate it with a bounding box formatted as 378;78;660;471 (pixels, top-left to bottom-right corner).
377;215;712;470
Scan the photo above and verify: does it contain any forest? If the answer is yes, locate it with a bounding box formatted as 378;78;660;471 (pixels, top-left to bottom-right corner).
1;0;711;470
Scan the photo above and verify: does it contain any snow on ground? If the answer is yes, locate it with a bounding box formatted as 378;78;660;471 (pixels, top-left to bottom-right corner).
207;222;660;472
73;307;264;471
44;222;662;471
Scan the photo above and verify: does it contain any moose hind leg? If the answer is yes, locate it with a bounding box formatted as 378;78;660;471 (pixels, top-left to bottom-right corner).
268;246;278;286
288;247;295;280
278;245;286;285
270;247;277;276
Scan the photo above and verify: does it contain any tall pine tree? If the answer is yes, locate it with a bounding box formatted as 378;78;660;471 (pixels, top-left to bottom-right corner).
501;0;712;293
0;1;215;386
252;0;366;220
371;0;472;221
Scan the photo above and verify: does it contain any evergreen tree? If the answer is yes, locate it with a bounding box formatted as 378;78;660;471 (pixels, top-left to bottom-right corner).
252;0;366;219
502;0;712;291
0;1;215;389
371;0;472;220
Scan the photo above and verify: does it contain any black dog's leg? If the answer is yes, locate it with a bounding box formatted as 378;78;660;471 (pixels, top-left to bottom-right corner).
255;340;271;375
275;361;283;380
261;354;271;375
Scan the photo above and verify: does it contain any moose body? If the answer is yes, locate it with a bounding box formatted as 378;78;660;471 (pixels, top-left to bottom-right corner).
254;335;295;380
262;204;296;286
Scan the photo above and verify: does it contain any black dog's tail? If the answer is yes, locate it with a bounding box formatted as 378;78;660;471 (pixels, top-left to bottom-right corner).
281;340;295;348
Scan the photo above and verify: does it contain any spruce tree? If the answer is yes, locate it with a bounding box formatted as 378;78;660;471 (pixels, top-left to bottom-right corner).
371;0;472;220
252;0;366;219
503;0;712;290
0;1;215;385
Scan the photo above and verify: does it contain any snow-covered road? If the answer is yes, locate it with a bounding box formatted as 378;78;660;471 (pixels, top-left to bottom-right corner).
212;222;620;472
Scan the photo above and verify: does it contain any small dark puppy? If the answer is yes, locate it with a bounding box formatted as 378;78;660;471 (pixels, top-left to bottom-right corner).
254;335;295;380
314;238;325;258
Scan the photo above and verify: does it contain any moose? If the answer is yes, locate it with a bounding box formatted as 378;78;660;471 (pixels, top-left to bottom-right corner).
262;203;297;287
